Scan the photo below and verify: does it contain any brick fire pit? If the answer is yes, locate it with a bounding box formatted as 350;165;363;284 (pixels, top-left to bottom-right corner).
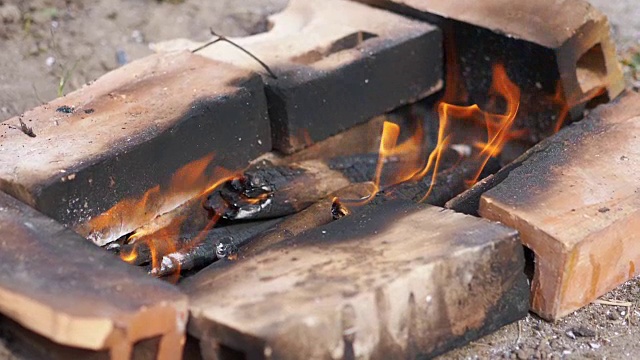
0;0;634;359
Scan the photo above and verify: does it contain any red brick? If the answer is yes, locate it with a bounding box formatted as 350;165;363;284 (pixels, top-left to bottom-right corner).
0;51;271;244
154;0;443;153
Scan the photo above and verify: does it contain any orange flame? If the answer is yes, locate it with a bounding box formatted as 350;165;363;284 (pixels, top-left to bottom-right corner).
342;118;429;206
552;82;607;133
84;154;219;245
468;63;520;185
368;63;521;203
81;151;242;275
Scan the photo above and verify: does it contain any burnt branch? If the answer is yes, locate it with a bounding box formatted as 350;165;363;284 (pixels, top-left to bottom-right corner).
192;28;277;79
205;159;352;220
150;219;281;277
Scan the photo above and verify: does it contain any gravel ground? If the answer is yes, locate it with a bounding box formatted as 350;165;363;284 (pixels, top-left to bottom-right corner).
0;0;638;359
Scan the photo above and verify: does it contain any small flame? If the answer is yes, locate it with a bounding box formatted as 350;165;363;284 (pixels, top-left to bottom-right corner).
552;82;607;133
419;63;520;199
468;63;520;185
120;246;138;263
345;118;428;206
551;82;570;133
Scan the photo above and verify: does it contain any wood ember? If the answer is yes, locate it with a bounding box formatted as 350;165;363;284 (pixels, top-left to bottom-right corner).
182;200;529;359
204;154;408;221
478;91;640;320
205;159;351;220
0;191;187;358
369;156;500;207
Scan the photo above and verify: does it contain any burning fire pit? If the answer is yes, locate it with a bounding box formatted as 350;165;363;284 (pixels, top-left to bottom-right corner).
0;0;634;358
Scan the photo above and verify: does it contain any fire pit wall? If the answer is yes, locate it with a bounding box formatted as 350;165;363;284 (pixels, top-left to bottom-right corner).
0;0;629;358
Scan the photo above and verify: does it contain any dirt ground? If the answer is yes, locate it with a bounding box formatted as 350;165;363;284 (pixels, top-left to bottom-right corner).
0;0;639;359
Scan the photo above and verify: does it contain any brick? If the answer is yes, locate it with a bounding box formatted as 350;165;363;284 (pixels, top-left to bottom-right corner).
0;51;271;243
354;0;625;142
182;201;529;359
0;191;187;358
153;0;442;153
478;91;640;320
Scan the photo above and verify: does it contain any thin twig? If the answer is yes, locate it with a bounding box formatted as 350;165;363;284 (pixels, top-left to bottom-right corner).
593;299;633;307
515;321;522;345
192;28;277;79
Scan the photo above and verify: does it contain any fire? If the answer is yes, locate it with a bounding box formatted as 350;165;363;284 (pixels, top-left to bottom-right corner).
367;63;522;203
345;117;427;205
552;82;607;133
82;154;218;245
425;63;520;194
118;165;237;273
79;150;241;275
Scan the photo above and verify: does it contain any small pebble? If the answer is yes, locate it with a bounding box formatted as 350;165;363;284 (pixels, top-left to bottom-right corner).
46;56;56;67
116;49;128;66
571;326;596;337
56;105;74;114
131;29;145;43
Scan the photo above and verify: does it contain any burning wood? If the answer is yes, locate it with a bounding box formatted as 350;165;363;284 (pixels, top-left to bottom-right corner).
152;182;374;277
236;182;375;259
182;200;529;359
477;91;640;320
205;159;348;220
375;156;500;207
150;219;282;277
204;155;407;221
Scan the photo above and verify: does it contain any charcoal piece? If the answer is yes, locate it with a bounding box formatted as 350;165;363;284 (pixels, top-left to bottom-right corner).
151;219;281;277
238;182;375;258
155;183;374;277
369;157;500;207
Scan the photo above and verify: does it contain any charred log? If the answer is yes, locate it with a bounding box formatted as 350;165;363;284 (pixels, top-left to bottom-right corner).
204;151;463;221
204;154;406;221
373;157;500;206
205;159;351;220
150;219;281;277
153;182;374;277
237;182;374;259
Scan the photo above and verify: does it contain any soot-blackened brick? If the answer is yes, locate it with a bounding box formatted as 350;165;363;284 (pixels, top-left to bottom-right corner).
153;0;443;153
0;51;271;244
